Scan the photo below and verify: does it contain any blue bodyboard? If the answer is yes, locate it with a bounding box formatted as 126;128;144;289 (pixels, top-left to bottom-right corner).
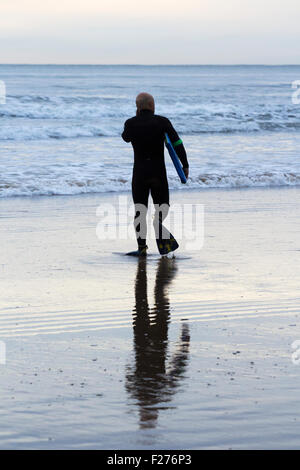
165;133;187;184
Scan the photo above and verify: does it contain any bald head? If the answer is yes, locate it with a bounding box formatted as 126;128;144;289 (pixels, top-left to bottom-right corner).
136;92;155;113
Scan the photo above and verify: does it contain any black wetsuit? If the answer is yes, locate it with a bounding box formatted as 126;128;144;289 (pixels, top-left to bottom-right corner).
122;110;188;205
122;109;189;247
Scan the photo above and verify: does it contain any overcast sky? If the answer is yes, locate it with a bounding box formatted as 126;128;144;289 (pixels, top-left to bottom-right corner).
1;0;300;64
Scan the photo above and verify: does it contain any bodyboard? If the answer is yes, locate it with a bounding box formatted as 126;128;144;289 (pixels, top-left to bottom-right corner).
165;133;187;184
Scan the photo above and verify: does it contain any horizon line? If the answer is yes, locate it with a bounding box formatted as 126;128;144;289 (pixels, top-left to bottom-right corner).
1;63;300;67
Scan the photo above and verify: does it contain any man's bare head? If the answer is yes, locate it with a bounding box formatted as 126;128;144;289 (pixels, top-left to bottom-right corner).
136;92;155;113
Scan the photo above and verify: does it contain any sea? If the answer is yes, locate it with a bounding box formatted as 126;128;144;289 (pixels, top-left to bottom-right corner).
0;64;300;197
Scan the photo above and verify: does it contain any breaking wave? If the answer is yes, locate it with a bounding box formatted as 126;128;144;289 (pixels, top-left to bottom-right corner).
1;171;299;198
1;93;300;140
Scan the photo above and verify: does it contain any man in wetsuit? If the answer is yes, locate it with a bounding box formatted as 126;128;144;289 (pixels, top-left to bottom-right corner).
122;92;189;256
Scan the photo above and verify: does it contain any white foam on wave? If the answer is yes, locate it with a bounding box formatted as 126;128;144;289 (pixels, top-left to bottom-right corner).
185;172;300;188
1;93;300;140
0;124;114;140
0;171;299;198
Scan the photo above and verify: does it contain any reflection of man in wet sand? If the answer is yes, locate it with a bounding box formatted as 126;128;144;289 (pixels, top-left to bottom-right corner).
125;257;190;429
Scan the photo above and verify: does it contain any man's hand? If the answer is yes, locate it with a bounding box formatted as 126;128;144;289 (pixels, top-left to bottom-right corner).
183;167;189;180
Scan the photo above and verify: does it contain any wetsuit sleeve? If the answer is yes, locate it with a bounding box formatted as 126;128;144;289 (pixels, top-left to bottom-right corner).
164;119;189;168
122;119;132;143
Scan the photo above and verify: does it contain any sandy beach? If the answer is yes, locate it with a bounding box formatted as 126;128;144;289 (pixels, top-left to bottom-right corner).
0;186;299;449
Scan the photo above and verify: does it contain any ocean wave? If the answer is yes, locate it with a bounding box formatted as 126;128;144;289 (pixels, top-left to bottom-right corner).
1;118;300;141
0;171;299;198
187;172;300;188
0;95;131;120
0;124;113;141
1;95;300;141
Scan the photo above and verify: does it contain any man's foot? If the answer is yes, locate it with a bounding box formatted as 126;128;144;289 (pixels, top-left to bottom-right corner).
126;245;148;257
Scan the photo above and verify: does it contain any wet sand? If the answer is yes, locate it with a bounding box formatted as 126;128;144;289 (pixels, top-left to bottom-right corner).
0;187;300;449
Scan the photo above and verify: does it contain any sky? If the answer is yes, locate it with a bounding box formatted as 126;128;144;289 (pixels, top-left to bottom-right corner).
0;0;300;64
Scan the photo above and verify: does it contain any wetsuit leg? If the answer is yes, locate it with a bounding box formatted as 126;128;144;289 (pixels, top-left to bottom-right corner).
149;175;169;207
149;176;171;245
132;174;150;247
